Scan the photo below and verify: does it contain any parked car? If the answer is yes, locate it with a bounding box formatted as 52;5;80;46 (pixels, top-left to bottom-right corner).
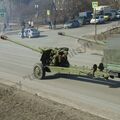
116;10;120;19
78;11;92;24
116;13;120;19
76;16;91;25
117;10;120;14
110;9;117;20
19;28;40;38
103;13;110;21
64;20;80;29
90;15;105;24
104;12;116;21
76;17;84;25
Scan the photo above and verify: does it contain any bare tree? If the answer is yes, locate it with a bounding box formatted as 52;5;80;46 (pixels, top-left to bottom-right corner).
3;0;119;24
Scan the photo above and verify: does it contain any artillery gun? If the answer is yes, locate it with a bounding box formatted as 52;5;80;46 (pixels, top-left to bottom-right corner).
0;35;110;80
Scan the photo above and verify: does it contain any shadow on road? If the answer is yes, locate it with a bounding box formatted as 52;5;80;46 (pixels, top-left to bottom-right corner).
55;27;64;30
39;31;45;32
40;35;48;38
45;73;120;88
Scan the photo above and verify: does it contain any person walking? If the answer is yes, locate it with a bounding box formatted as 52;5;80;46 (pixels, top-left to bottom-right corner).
21;26;25;38
53;20;56;29
31;21;34;28
28;21;31;27
3;23;7;32
21;20;25;38
48;21;52;29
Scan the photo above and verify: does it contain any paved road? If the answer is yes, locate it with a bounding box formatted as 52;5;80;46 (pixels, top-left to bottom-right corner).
0;22;120;120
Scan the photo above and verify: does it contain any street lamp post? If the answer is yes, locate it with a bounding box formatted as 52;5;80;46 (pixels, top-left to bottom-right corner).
52;0;57;29
35;4;39;29
94;8;97;41
114;0;119;9
92;1;98;42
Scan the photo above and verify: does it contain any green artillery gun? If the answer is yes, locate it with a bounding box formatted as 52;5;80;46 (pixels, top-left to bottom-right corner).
0;35;109;80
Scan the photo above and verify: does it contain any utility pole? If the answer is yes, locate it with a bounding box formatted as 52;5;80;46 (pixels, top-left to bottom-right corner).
92;1;98;42
0;0;7;32
94;8;97;41
50;0;57;29
35;4;39;29
114;0;119;9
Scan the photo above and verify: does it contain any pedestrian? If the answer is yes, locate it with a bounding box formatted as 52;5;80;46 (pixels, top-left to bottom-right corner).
53;20;56;29
28;21;31;27
3;23;7;32
21;20;25;28
31;21;34;28
48;21;52;29
21;26;25;38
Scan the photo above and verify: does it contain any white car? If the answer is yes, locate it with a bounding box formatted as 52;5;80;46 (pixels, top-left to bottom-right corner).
117;10;120;19
19;28;40;38
116;14;120;19
90;16;105;24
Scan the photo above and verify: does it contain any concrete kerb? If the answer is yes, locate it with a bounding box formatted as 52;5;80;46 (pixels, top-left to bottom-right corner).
83;22;120;41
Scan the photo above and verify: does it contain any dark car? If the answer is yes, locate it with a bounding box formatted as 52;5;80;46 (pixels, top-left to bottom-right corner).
77;16;91;25
78;11;92;24
64;20;80;29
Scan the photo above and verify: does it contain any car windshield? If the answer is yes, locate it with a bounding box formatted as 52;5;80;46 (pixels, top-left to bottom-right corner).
93;16;99;19
106;13;112;15
0;1;120;120
96;16;99;19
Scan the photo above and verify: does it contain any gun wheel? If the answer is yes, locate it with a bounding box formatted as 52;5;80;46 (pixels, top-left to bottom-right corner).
33;63;45;79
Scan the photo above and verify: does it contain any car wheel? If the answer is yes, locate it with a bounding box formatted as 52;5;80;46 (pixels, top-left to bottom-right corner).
28;35;31;38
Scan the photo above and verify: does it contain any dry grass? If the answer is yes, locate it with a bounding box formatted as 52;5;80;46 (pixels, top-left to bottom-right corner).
0;83;108;120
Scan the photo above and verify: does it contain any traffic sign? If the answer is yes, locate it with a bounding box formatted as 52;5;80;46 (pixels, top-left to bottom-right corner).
47;10;50;16
92;1;98;9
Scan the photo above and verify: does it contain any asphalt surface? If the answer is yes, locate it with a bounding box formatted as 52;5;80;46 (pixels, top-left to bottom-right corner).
0;21;120;120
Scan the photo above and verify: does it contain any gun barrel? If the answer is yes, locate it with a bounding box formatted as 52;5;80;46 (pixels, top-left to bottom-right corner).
0;35;43;53
58;32;105;46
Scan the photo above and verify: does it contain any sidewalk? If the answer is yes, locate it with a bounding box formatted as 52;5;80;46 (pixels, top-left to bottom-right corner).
39;24;64;30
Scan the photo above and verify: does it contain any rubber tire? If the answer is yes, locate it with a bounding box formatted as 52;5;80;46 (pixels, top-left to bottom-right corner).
33;63;45;79
28;35;31;38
